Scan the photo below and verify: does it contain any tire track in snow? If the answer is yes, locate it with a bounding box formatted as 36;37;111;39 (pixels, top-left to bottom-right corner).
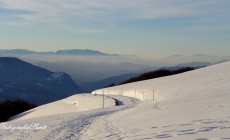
0;95;139;140
79;95;140;140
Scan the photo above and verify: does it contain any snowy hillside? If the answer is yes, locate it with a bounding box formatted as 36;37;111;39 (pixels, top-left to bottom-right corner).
1;61;230;140
93;61;230;102
90;61;230;139
12;94;116;121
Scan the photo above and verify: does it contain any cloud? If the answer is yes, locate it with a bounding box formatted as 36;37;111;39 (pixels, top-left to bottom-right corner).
0;0;229;22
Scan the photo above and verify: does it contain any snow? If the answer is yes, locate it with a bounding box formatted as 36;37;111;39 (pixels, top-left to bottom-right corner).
0;95;137;140
47;72;64;81
89;61;230;139
1;61;230;140
93;61;230;102
12;94;116;120
35;83;42;87
51;72;63;79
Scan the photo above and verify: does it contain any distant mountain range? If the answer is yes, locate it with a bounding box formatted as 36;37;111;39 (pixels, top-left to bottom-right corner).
81;73;140;92
80;61;213;92
165;54;230;64
0;57;81;105
0;49;120;56
175;62;211;68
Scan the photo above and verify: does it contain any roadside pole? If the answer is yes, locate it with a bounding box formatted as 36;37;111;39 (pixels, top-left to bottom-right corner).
142;91;144;100
135;89;136;98
102;89;104;109
153;90;154;101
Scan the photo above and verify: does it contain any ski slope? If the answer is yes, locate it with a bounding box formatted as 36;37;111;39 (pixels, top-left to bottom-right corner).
1;61;230;140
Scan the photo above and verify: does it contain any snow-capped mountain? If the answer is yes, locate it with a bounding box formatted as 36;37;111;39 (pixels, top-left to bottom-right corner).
1;61;230;139
0;57;81;104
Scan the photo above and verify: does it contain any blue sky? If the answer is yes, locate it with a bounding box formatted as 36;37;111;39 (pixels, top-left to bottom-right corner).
0;0;230;58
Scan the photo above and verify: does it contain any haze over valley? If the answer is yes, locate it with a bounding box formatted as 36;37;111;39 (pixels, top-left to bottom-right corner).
0;49;227;89
0;0;230;139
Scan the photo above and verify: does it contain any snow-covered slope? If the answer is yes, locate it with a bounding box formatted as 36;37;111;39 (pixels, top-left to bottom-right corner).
93;61;230;102
1;61;230;140
13;94;116;120
88;61;230;139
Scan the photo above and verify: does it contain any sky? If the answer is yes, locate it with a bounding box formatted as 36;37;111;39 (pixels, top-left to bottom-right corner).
0;0;230;59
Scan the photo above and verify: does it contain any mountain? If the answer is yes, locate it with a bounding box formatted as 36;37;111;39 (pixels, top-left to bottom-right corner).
81;73;140;92
91;61;230;139
0;57;81;105
1;61;230;139
56;49;119;56
0;49;36;55
82;63;204;92
99;63;204;89
34;61;152;85
164;54;230;64
157;62;211;71
0;49;119;56
176;62;211;67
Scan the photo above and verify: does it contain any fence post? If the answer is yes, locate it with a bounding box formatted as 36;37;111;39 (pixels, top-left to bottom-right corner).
142;91;144;100
102;89;104;109
135;89;136;98
153;90;154;101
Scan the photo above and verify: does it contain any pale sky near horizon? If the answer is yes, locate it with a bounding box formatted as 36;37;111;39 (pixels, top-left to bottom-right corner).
0;0;230;59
